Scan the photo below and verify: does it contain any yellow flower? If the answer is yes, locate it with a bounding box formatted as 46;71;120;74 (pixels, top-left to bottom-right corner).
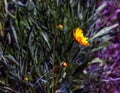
23;77;28;81
73;27;89;46
61;61;67;67
58;24;63;30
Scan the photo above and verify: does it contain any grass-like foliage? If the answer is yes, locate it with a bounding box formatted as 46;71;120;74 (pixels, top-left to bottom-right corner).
0;0;119;93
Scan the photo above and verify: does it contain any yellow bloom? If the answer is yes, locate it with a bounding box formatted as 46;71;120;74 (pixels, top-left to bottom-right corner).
58;24;63;30
61;61;67;67
73;27;89;46
23;77;28;81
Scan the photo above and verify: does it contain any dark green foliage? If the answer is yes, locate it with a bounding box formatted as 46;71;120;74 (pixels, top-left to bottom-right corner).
0;0;116;93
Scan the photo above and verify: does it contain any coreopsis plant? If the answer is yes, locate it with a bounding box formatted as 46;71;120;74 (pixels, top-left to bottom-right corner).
0;0;118;93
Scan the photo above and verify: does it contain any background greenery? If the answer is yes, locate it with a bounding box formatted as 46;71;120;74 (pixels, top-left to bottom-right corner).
0;0;119;93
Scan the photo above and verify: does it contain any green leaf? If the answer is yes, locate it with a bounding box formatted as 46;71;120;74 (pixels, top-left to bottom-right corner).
88;58;104;66
90;24;119;41
91;41;110;52
95;2;107;13
41;32;51;49
41;79;48;84
0;80;5;86
10;22;19;47
5;55;19;66
100;35;113;42
71;61;89;76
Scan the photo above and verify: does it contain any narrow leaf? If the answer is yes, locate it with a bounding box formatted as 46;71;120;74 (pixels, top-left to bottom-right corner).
90;24;119;41
10;21;19;47
5;55;19;66
41;32;51;49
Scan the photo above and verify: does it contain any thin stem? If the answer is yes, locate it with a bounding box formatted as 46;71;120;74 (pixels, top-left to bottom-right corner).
52;35;56;93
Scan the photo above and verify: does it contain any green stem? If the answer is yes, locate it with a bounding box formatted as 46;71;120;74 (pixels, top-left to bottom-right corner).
52;35;56;93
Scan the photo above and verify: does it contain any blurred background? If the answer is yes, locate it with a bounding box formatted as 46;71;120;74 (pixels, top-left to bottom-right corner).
0;0;120;93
